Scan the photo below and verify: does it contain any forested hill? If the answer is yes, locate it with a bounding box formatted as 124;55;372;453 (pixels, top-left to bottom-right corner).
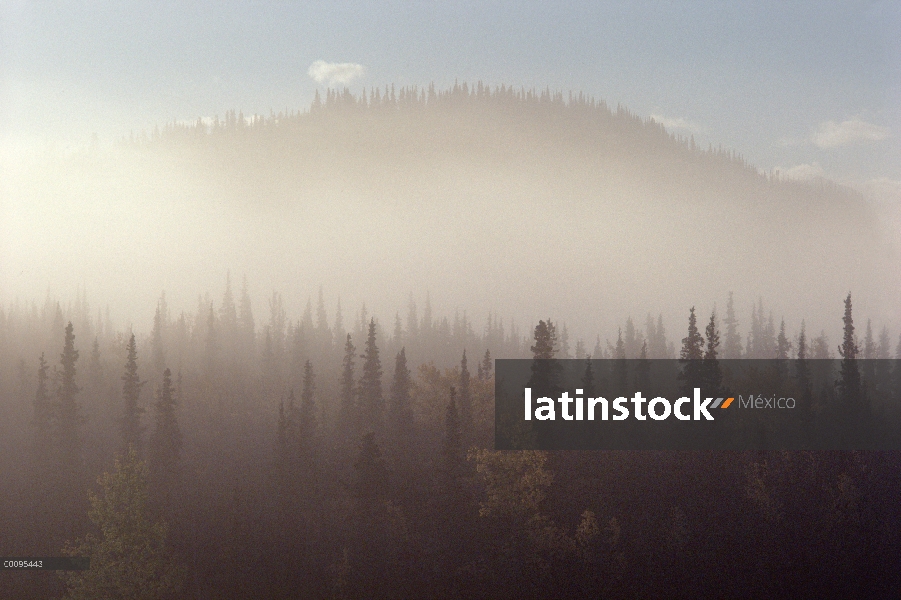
135;82;855;207
111;83;897;333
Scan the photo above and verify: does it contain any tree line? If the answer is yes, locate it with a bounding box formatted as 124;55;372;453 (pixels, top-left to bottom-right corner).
0;289;900;598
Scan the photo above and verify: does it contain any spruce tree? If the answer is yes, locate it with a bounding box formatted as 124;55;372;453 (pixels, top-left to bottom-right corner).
480;349;492;380
678;307;705;394
359;319;384;435
722;292;742;359
219;272;237;337
613;329;628;391
527;320;559;395
151;302;166;375
623;318;638;359
31;352;55;547
773;318;792;386
204;303;217;376
276;390;300;501
836;293;862;408
350;432;391;598
316;287;331;351
861;320;877;395
581;355;595;397
54;322;83;480
337;334;357;442
795;321;813;416
238;275;255;355
442;387;464;490
776;319;791;359
33;353;52;467
458;350;473;440
121;333;146;457
702;311;723;396
298;360;318;465
655;314;670;358
148;368;182;511
388;347;412;451
636;340;651;391
88;338;103;392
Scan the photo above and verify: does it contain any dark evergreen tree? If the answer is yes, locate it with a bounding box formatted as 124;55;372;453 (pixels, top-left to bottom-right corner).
654;314;670;358
298;360;318;466
776;319;791;359
151;300;166;375
613;328;628;392
861;320;878;398
350;432;391;598
678;307;705;395
581;355;596;397
88;338;103;392
238;275;255;354
29;352;55;549
316;287;331;351
148;368;182;511
438;386;470;581
527;320;560;397
220;272;237;327
836;293;862;407
359;319;384;435
388;347;412;452
442;387;464;491
701;311;724;396
559;323;572;359
458;350;473;441
54;322;82;470
636;340;651;391
53;322;84;543
337;334;357;443
623;317;639;359
275;390;300;504
574;338;587;360
722;292;742;359
121;333;146;457
204;303;217;376
33;353;52;466
773;318;792;386
795;320;813;417
480;349;492;380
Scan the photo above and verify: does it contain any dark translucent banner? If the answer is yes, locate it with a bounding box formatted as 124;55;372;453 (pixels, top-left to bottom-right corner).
1;557;90;570
495;359;901;450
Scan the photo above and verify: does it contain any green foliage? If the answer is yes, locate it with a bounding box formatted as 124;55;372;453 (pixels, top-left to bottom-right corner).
61;446;183;600
469;449;552;525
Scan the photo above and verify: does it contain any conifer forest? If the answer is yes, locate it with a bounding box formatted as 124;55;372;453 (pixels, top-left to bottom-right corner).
2;84;901;598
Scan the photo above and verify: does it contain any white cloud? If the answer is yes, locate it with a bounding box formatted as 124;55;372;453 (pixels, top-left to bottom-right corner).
649;114;702;132
779;162;827;181
307;60;365;86
812;118;890;149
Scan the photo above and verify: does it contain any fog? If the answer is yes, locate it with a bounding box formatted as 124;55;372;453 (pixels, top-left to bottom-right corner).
2;89;898;345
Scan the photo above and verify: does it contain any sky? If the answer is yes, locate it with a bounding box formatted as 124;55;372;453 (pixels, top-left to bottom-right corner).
1;1;899;187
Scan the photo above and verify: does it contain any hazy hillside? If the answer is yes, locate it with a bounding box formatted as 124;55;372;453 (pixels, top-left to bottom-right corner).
3;84;897;341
